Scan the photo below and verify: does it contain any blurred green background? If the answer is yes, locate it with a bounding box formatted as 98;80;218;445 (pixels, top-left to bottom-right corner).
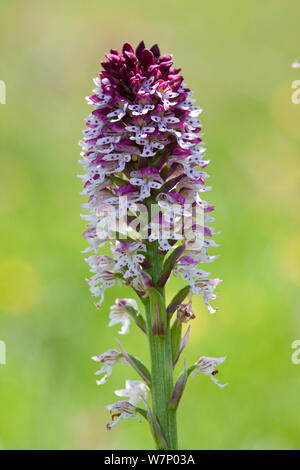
0;0;300;450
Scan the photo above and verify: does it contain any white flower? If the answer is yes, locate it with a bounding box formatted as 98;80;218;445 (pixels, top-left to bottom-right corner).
138;76;159;96
108;298;139;335
151;114;180;131
126;123;155;141
92;349;126;385
192;278;222;314
102;153;131;173
173;256;210;288
112;241;146;279
105;401;140;430
107;100;128;122
292;59;300;69
95;135;121;154
129;168;164;199
114;379;149;405
156;85;179;110
175;93;195;110
191;356;227;388
128;103;155;116
85;89;111;108
85;255;116;306
169;149;208;181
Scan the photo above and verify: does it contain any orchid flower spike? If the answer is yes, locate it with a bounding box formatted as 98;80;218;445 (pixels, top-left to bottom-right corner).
80;41;227;450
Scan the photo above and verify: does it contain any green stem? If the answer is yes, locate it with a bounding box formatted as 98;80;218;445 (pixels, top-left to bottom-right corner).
144;242;178;450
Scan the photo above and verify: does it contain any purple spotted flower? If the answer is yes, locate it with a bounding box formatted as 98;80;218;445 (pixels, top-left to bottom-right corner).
130;167;164;199
79;41;220;313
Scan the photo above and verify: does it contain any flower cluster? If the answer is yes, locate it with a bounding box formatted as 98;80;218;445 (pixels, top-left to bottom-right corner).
79;40;220;314
80;42;227;447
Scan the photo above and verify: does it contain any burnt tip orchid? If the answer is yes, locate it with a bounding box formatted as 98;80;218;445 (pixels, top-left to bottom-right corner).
79;41;227;450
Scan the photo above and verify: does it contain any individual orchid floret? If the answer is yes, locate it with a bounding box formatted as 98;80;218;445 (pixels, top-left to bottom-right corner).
191;356;227;388
106;98;128;122
156;82;179;110
125;120;155;141
128;101;155;116
173;256;211;286
147;209;185;249
192;278;222;314
92;349;126;385
114;379;149;405
85;255;117;307
129;167;164;199
131;271;152;298
156;192;189;219
111;241;146;279
176;301;195;325
108;298;139;335
105;401;141;430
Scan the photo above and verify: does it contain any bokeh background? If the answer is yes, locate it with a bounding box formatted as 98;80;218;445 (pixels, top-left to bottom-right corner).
0;0;299;450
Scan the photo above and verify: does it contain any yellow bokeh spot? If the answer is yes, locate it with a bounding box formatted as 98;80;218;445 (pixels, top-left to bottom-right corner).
0;259;41;314
275;235;300;286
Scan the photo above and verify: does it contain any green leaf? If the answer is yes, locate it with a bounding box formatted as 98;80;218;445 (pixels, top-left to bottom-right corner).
142;399;169;450
135;407;148;420
110;176;128;185
167;285;190;316
157;244;185;288
149;287;167;335
168;364;196;411
116;340;151;386
157;174;184;195
173;326;191;367
128;354;152;386
125;305;147;334
171;319;182;365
